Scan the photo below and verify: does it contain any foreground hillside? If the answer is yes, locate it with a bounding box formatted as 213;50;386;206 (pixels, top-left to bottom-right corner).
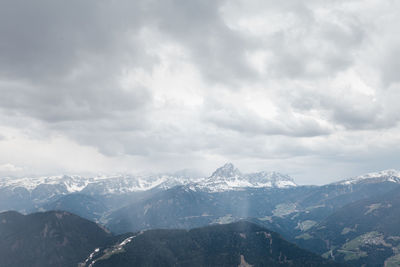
83;221;340;267
0;211;340;267
0;211;113;267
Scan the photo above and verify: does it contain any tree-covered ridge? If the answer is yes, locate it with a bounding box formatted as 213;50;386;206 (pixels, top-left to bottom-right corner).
89;221;341;267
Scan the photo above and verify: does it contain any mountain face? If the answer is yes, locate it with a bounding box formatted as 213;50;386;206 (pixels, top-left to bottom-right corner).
41;194;108;222
192;163;297;192
296;186;400;267
82;221;340;267
0;211;113;267
211;162;242;178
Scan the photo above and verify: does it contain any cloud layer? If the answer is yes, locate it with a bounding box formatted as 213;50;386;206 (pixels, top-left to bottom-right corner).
1;0;400;183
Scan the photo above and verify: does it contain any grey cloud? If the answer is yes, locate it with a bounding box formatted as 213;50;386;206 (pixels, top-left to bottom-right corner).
265;10;365;79
204;99;332;137
0;0;255;84
380;46;400;87
0;0;400;182
0;0;254;124
224;0;366;79
214;137;313;160
151;0;257;84
0;0;157;128
0;0;259;159
0;80;152;123
289;87;400;130
0;0;139;80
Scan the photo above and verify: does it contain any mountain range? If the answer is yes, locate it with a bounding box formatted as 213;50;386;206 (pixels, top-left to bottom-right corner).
1;164;400;266
0;163;296;197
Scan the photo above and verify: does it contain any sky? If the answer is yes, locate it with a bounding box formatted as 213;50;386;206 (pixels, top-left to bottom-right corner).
1;0;400;184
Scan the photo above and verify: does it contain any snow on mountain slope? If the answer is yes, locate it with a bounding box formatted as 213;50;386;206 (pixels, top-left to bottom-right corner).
0;175;90;192
192;163;297;192
334;169;400;185
0;163;296;195
0;174;193;194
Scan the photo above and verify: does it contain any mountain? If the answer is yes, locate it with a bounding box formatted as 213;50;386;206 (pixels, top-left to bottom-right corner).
0;173;189;199
334;169;400;186
2;167;400;265
3;166;396;242
2;167;399;203
192;163;297;192
265;171;400;242
0;210;113;267
41;193;108;222
0;174;191;215
0;164;296;214
295;185;400;267
0;164;296;196
0;163;297;219
104;184;315;234
104;169;400;235
82;221;341;267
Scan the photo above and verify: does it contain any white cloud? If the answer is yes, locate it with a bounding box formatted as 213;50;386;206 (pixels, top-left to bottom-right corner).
0;163;22;173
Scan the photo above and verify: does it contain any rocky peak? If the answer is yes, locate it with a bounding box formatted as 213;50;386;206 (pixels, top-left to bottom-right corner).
210;163;241;178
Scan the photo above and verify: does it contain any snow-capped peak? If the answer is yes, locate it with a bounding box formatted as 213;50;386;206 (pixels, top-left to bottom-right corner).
356;169;400;179
336;169;400;185
192;163;296;192
210;163;241;178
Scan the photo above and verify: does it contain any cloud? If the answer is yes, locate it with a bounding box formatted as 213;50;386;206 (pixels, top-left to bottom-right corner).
203;97;332;137
0;0;400;183
0;163;23;174
221;0;366;79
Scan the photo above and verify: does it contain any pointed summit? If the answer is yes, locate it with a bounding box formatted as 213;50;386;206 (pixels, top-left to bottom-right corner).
210;163;241;178
195;164;296;192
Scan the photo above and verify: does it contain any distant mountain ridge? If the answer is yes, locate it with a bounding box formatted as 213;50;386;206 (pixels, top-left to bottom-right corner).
334;169;400;186
0;163;297;195
3;165;400;197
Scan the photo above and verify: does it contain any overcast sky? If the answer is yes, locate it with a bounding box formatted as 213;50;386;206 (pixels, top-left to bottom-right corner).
1;0;400;184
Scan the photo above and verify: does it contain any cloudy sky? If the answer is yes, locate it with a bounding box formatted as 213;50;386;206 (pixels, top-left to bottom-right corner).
1;0;400;184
